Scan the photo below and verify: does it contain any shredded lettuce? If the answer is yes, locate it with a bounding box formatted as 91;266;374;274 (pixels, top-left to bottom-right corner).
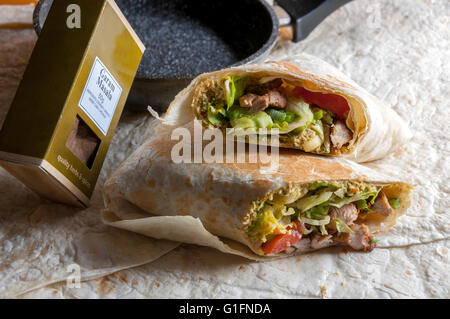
329;188;381;208
285;111;296;123
306;202;330;218
320;224;328;236
272;121;289;130
269;188;308;206
207;105;227;126
223;77;234;109
223;76;248;109
333;187;346;198
335;218;355;234
294;191;333;213
300;202;330;235
234;76;247;100
227;104;275;130
227;104;248;120
253;111;273;129
286;98;314;129
230;117;255;130
300;215;330;226
266;108;286;122
266;108;298;125
230;111;273;130
300;223;315;235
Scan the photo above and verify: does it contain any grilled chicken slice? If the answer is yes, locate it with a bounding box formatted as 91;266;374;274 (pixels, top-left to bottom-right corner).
293;238;312;251
239;90;287;113
328;203;359;232
330;120;353;148
372;192;394;216
335;224;376;252
292;235;334;251
311;234;334;250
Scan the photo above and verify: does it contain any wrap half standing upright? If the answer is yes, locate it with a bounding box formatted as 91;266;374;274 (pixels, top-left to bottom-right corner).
162;54;411;163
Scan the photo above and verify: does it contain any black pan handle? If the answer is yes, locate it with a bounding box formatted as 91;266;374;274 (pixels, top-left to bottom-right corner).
276;0;352;42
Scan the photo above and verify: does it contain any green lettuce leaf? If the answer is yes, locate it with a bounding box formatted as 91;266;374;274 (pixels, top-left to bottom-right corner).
294;190;333;213
266;108;286;122
207;105;227;125
223;76;248;109
329;188;381;208
234;76;248;100
286;98;314;128
253;111;273;129
307;202;330;217
335;218;355;234
230;117;255;130
230;111;273;130
227;104;249;120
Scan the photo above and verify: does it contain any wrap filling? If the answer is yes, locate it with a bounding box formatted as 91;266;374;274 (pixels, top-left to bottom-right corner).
245;181;402;255
195;76;354;155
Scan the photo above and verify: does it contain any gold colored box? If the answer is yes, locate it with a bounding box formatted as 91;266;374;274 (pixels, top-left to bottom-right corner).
0;0;145;207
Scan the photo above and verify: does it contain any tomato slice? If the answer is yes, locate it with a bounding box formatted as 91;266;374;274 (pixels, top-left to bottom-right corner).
261;222;302;255
292;86;350;119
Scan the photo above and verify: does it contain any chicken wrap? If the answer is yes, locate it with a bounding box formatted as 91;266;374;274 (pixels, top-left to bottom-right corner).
161;54;411;163
102;123;413;260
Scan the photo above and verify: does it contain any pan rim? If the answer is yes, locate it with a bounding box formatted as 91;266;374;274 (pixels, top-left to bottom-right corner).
132;0;280;81
33;0;280;81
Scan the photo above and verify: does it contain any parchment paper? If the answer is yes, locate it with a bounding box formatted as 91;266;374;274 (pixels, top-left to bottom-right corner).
3;0;450;298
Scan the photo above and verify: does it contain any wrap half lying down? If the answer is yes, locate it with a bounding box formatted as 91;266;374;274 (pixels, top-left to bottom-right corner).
162;53;411;163
103;123;413;260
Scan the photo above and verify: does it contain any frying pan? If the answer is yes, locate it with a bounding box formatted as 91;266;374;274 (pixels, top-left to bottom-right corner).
33;0;352;112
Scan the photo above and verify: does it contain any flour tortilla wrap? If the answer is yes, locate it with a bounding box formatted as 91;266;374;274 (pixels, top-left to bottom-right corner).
102;122;413;260
161;53;411;163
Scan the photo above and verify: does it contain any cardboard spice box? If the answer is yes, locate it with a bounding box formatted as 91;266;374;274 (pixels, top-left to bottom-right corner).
0;0;145;207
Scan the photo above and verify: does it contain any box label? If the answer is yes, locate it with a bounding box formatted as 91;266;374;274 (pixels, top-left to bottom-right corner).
78;57;122;135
